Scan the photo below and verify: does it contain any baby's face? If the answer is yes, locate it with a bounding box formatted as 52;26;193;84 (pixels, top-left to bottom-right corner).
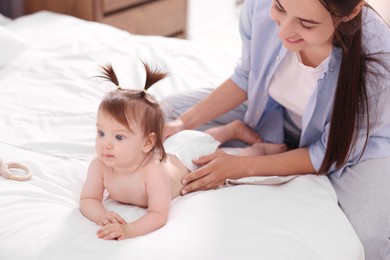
95;109;146;168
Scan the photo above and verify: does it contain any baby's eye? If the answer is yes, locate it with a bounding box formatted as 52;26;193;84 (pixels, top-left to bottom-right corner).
97;130;104;137
115;135;125;141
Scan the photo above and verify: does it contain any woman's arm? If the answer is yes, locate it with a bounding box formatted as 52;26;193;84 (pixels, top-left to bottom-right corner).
181;148;316;194
164;79;247;138
180;78;247;129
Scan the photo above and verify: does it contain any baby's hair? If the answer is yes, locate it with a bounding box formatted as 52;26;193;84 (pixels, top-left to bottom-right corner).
98;60;168;93
99;64;120;87
141;60;168;95
97;60;168;161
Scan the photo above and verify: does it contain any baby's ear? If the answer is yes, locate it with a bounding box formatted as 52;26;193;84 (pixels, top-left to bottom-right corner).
143;132;157;153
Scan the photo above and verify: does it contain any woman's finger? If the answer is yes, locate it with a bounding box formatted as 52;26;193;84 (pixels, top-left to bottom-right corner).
192;153;216;166
181;152;243;194
182;164;209;186
181;169;225;194
181;173;209;194
181;156;219;194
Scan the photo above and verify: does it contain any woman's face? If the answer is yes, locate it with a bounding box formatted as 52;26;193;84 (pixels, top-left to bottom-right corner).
270;0;336;63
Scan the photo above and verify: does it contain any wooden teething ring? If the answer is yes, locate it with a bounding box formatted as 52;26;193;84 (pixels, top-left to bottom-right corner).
0;159;32;181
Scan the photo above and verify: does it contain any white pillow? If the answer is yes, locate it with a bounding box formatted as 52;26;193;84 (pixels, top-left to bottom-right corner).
0;25;28;67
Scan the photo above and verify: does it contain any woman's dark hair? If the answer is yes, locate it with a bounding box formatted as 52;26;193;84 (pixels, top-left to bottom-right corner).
318;0;386;173
97;61;168;161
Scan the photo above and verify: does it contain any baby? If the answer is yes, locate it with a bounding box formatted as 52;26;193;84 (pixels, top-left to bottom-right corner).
79;61;286;240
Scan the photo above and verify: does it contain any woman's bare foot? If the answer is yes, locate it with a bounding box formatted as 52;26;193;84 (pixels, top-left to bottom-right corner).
205;120;261;145
239;143;287;156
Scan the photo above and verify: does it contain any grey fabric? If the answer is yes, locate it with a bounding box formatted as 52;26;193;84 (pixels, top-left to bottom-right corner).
329;157;390;260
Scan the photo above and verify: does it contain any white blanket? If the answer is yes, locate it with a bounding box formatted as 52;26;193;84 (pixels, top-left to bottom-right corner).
0;11;363;260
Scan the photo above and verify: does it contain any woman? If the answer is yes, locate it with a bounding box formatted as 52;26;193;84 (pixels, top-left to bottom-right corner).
162;0;390;259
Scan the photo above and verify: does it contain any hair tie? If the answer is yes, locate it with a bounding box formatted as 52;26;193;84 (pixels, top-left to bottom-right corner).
0;159;32;181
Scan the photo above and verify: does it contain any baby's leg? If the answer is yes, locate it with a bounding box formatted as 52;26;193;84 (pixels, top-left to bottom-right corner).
240;143;287;156
205;120;261;145
220;143;287;156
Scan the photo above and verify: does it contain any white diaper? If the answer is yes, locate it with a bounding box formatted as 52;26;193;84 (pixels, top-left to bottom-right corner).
163;130;220;172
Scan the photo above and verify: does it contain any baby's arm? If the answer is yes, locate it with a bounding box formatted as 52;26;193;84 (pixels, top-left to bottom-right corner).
97;167;171;240
80;157;126;226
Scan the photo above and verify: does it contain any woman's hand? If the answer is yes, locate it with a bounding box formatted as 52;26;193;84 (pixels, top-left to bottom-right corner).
164;118;186;140
181;152;246;194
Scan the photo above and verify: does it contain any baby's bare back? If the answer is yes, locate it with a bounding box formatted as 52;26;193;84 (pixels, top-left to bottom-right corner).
165;154;190;198
103;154;189;207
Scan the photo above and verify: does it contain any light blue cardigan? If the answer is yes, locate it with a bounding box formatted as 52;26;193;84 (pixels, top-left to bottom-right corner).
231;0;390;176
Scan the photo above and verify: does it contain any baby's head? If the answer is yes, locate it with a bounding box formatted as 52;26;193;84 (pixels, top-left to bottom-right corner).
97;61;168;161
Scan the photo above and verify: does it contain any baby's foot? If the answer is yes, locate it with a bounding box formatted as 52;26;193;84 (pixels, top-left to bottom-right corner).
240;143;287;156
229;120;261;144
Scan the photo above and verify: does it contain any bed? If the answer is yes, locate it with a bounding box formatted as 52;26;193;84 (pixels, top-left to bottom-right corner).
0;11;364;260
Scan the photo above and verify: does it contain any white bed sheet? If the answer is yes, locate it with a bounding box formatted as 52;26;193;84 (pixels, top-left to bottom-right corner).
0;11;363;260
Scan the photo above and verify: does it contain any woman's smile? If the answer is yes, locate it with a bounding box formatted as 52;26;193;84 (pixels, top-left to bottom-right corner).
285;37;304;44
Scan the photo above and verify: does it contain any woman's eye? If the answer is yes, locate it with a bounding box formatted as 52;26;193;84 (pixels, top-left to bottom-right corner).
97;130;104;137
300;21;313;30
115;135;125;141
274;1;285;12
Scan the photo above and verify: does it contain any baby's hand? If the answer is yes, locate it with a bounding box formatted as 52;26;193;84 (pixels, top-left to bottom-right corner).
96;211;127;227
96;223;131;240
